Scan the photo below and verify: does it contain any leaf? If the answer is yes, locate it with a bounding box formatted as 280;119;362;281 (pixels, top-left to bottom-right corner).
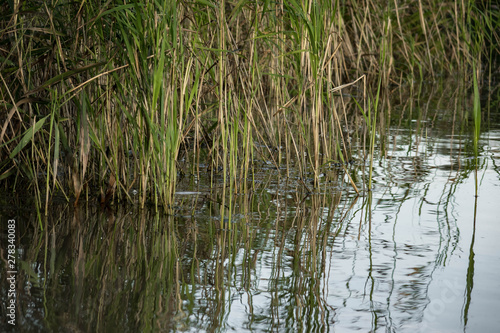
53;124;60;186
23;62;106;97
195;0;217;9
0;168;15;181
9;116;49;159
80;94;91;183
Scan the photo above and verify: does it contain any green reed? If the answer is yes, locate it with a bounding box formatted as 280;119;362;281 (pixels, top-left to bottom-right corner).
1;0;497;211
472;63;481;197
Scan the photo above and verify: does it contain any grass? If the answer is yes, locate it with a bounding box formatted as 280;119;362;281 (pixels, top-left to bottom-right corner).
0;0;498;211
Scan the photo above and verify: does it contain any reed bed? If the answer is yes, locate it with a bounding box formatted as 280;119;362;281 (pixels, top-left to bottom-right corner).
1;0;498;211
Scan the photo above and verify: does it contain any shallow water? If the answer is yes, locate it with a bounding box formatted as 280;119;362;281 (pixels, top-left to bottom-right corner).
1;83;500;332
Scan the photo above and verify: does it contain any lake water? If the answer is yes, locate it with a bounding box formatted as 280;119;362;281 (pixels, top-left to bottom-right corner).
1;81;499;332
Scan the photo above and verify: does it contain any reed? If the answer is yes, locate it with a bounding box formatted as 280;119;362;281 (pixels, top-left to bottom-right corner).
1;0;498;210
472;62;481;197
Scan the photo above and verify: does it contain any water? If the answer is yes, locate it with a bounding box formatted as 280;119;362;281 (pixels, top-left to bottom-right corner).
1;83;500;332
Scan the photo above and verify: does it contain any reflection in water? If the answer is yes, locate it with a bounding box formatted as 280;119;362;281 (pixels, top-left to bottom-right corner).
463;195;476;329
1;82;500;332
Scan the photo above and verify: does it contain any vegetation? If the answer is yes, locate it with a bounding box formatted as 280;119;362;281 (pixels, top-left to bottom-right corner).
1;0;498;211
6;73;497;331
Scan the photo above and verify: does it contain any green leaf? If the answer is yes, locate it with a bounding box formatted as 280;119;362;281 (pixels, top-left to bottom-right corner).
24;62;106;97
195;0;217;9
9;116;49;159
53;124;60;185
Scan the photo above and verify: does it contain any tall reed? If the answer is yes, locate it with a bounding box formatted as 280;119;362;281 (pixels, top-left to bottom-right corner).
472;63;481;197
1;0;497;210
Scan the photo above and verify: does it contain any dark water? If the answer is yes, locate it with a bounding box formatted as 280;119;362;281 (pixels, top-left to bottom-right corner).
1;82;500;332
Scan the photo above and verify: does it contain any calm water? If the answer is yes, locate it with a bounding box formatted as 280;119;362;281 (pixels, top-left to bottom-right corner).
1;82;500;332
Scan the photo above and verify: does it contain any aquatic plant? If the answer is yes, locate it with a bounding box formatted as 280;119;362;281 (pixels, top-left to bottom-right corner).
0;0;498;210
472;63;481;197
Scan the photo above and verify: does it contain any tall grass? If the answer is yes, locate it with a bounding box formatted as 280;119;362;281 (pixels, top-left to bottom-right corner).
0;0;498;210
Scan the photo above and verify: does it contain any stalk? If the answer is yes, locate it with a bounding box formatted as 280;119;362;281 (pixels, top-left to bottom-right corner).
472;63;481;197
